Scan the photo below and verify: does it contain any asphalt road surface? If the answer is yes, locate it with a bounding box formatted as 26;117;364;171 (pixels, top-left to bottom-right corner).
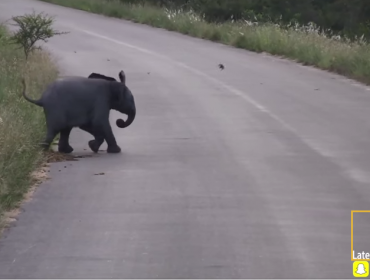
1;0;370;278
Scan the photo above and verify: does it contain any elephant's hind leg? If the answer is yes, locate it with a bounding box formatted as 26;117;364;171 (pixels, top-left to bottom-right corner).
41;128;59;151
58;127;74;153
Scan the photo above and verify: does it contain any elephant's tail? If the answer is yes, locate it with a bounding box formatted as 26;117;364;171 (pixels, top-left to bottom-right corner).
21;78;43;107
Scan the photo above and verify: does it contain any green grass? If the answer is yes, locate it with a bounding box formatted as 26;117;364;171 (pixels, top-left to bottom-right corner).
0;25;58;223
39;0;370;84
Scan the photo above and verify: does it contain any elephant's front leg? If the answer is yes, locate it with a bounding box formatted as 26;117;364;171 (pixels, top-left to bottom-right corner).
81;122;121;154
78;123;104;153
92;119;121;154
103;122;121;153
58;127;74;153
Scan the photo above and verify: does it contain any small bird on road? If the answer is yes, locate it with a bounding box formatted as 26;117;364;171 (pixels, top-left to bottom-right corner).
218;63;224;70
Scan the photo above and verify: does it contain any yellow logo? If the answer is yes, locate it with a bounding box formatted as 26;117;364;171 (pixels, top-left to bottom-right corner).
353;261;369;277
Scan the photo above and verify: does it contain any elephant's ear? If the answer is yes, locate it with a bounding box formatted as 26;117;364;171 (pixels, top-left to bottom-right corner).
118;70;126;85
88;72;117;82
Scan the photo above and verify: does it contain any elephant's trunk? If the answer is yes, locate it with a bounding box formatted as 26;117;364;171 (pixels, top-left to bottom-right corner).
116;108;136;128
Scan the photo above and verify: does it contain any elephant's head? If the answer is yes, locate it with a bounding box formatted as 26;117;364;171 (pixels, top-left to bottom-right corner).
88;70;136;128
112;71;136;128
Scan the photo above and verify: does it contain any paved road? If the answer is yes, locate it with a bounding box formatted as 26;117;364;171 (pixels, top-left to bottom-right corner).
1;0;370;278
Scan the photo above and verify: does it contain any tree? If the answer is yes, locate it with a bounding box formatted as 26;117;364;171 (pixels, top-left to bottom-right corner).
9;11;68;60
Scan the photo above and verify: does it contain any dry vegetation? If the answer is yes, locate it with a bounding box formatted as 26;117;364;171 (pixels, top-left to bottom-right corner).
41;0;370;84
0;24;58;227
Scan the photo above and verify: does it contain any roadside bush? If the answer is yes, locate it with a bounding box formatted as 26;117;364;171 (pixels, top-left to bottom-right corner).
40;0;370;84
0;22;58;222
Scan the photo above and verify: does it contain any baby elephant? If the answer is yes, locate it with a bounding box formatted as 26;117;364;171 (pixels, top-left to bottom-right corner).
22;70;136;154
56;71;129;153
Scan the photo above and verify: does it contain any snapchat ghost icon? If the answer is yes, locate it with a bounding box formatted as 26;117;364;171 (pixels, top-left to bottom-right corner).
353;261;369;277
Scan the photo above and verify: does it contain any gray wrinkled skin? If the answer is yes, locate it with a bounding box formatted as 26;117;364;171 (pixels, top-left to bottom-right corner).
22;70;136;154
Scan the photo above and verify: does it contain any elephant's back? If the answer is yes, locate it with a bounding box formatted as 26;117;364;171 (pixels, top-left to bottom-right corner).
58;76;114;90
42;77;104;109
